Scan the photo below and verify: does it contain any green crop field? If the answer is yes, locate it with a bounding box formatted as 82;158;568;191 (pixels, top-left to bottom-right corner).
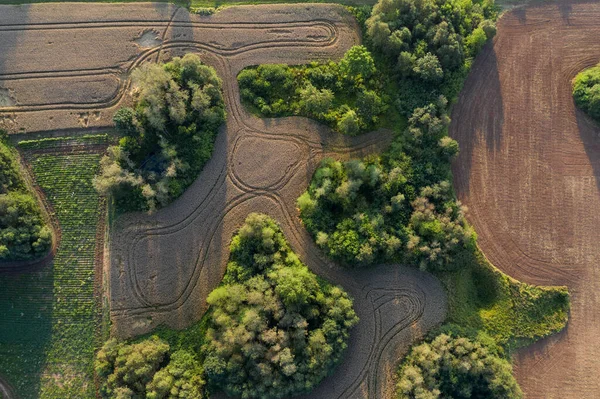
0;147;104;398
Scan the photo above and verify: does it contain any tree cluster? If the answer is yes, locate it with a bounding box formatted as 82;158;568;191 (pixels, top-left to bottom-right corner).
94;54;226;212
298;98;472;271
95;336;205;399
0;137;51;261
366;0;497;83
396;332;522;398
573;64;600;122
203;213;358;399
238;46;387;135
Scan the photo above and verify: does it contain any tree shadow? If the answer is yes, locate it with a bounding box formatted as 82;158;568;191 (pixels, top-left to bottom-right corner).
450;41;504;198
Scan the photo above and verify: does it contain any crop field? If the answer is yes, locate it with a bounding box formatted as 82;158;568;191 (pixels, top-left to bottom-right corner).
0;141;105;398
450;1;600;397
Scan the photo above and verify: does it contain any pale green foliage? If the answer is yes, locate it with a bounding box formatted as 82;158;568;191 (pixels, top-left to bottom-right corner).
297;83;334;118
147;350;205;399
204;214;358;399
573;64;600;122
397;333;522;399
338;45;376;81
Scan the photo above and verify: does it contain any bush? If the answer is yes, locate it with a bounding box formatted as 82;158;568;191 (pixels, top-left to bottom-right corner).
203;214;358;399
396;332;522;399
573;64;600;122
0;139;51;261
94;54;226;212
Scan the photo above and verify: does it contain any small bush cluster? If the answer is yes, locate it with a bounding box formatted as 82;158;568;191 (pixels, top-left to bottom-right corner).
396;331;522;399
94;54;226;212
203;213;358;399
96;336;205;399
573;64;600;122
238;46;388;135
0;135;51;261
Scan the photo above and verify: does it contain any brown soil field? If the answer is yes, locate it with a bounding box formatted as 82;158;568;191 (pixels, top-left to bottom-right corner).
450;1;600;397
0;3;448;398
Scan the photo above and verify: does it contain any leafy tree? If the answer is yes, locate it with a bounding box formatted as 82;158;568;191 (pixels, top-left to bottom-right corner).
573;64;600;122
203;214;358;399
94;54;226;212
0;139;51;261
95;337;206;399
397;333;522;398
366;0;496;82
238;46;387;135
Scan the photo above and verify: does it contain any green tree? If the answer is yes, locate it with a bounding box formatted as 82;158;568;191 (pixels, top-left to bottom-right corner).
203;214;358;399
146;350;205;399
397;333;522;399
339;45;377;81
573;64;600;122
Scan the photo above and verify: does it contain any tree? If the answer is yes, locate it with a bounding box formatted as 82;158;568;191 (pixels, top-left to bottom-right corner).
95;54;226;212
338;108;361;136
573;64;600;122
203;214;358;399
397;333;523;399
413;53;443;82
297;83;334;117
147;350;205;399
339;45;376;81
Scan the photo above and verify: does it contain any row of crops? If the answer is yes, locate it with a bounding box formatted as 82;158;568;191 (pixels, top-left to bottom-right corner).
0;140;104;398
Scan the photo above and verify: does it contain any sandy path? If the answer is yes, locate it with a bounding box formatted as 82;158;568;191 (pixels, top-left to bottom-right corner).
450;1;600;397
0;4;448;398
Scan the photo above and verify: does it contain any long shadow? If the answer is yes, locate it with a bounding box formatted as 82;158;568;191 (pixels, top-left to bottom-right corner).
0;5;54;397
450;41;503;198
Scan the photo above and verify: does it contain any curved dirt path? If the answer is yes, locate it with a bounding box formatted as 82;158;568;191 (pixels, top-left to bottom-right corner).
450;1;600;397
0;3;448;398
0;376;15;399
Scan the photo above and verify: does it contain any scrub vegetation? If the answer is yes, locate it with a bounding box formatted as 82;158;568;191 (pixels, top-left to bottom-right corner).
573;63;600;123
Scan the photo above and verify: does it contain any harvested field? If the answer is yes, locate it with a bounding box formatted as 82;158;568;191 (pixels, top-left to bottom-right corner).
450;1;600;397
0;3;448;398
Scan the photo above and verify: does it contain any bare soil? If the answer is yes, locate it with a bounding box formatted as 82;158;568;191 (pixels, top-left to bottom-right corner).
450;1;600;397
0;4;448;398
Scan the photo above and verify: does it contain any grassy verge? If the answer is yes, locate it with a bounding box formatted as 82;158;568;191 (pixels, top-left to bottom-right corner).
0;145;103;398
437;248;570;353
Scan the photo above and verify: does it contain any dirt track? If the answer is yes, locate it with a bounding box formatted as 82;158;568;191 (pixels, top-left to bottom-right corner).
450;1;600;397
0;4;447;398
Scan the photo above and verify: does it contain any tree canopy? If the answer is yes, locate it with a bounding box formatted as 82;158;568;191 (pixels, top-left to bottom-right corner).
573;64;600;122
0;137;51;261
238;46;388;135
94;54;226;212
396;332;522;399
203;213;358;399
95;336;205;399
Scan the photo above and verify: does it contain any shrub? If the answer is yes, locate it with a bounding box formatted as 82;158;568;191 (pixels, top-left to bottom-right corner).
94;54;226;212
203;214;358;399
397;332;522;399
573;64;600;122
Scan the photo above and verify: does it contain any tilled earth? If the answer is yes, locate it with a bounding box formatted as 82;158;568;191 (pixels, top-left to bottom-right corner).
450;1;600;397
0;4;447;399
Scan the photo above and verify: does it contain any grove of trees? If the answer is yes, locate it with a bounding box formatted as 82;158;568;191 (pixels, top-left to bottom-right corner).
573;64;600;122
0;135;51;261
238;45;388;135
94;54;226;212
396;332;522;398
203;213;358;399
95;336;206;399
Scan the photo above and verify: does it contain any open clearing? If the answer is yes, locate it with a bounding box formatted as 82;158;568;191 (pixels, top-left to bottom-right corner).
0;3;447;398
450;1;600;397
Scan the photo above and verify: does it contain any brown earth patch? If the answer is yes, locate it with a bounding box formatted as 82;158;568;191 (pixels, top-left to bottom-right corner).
450;1;600;397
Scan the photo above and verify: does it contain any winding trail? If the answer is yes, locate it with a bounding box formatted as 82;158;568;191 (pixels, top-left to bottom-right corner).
0;3;447;398
450;1;600;397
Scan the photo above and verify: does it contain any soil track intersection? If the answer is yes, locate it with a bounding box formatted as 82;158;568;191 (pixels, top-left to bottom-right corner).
0;3;447;398
450;1;600;397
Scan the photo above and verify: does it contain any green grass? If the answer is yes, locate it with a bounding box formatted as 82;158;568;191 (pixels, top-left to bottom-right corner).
0;149;103;398
437;248;570;353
